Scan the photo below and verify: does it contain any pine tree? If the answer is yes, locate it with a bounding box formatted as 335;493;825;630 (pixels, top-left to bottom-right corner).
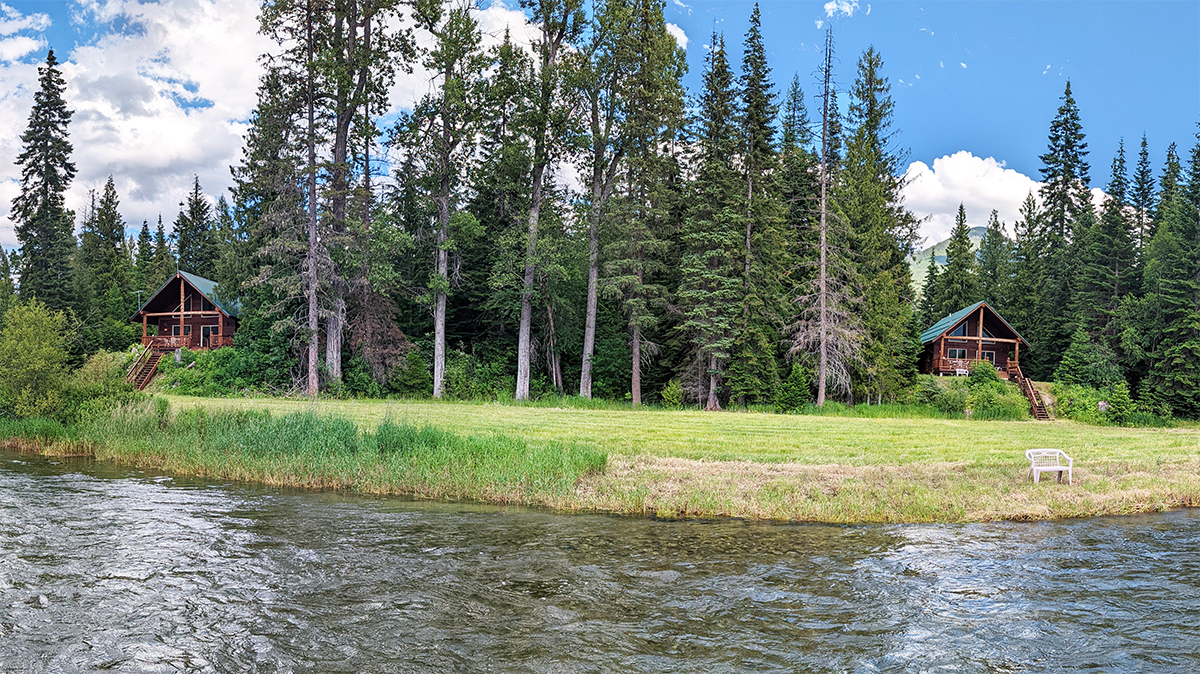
1035;80;1092;376
1152;143;1182;235
938;203;980;315
727;2;787;404
1132;134;1155;252
916;250;942;327
147;216;176;293
1003;193;1042;373
678;33;744;411
838;46;919;403
173;177;216;278
12;50;76;312
0;251;16;323
133;221;153;300
77;177;135;352
599;0;684;406
977;209;1011;311
1075;139;1137;338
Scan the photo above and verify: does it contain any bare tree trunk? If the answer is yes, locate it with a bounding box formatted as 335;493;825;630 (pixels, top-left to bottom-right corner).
579;211;600;398
705;354;721;411
630;324;641;407
816;29;833;408
433;171;450;398
516;163;546;400
547;302;563;393
305;0;320;400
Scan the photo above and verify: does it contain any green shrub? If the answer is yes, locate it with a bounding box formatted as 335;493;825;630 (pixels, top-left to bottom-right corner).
0;300;70;419
1054;327;1123;388
934;383;968;415
1051;381;1172;427
660;379;684;410
388;351;432;397
775;363;812;413
965;381;1029;420
967;360;1001;387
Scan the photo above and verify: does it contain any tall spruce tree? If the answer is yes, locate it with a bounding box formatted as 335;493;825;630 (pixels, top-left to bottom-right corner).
133;220;153;300
677;33;744;411
938;203;980;315
1132;134;1155;253
12;50;76;312
1035;80;1092;375
77;177;135;351
173;177;216;278
1075;139;1137;338
727;2;787;404
600;0;684;406
977;209;1011;311
916;250;942;327
838;46;918;403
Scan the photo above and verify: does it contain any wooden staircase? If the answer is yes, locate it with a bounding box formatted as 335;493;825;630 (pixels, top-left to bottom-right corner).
1008;362;1051;420
125;348;165;391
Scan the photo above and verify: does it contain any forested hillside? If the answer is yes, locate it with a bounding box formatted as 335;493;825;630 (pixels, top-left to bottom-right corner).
2;0;1197;419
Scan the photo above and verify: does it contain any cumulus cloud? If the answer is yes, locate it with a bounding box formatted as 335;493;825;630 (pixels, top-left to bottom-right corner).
824;0;859;18
0;4;50;35
672;0;691;14
0;34;41;62
902;151;1041;244
665;22;688;49
814;19;823;29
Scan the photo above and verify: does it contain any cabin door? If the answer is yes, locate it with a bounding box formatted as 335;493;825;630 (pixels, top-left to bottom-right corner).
201;325;215;348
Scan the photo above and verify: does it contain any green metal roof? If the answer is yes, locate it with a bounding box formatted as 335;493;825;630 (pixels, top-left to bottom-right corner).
919;301;1026;345
130;270;241;320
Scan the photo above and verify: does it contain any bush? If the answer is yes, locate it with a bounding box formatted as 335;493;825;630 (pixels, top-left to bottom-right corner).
388;351;432;397
1055;328;1123;388
660;379;684;409
965;381;1029;420
967;360;1001;387
775;363;812;413
0;301;70;419
57;350;144;424
1051;381;1173;427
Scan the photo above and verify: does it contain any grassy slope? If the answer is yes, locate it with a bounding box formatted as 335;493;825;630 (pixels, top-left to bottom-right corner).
158;395;1200;523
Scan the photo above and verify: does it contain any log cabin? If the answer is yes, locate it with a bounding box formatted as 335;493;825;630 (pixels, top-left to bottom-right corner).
919;301;1028;380
129;271;239;352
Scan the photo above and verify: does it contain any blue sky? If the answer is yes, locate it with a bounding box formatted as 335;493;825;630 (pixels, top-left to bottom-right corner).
666;0;1198;181
0;0;1196;250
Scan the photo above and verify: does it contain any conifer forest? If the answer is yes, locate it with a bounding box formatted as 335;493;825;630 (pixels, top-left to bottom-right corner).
2;0;1198;420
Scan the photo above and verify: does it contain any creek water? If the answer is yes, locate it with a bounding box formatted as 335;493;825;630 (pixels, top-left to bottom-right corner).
1;451;1198;673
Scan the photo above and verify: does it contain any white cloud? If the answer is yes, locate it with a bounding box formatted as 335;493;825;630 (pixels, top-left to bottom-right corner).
960;62;967;68
866;4;871;15
1043;64;1051;75
672;0;691;14
665;22;688;50
815;19;824;29
0;4;50;35
919;27;933;36
0;34;41;61
902;151;1041;244
939;60;944;68
824;0;859;18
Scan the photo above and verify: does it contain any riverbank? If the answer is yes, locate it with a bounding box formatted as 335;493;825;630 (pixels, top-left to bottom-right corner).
5;395;1200;522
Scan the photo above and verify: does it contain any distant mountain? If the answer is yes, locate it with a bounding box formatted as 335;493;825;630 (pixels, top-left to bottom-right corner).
909;226;990;290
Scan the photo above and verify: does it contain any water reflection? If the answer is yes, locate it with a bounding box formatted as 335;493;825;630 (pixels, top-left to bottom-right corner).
1;453;1197;672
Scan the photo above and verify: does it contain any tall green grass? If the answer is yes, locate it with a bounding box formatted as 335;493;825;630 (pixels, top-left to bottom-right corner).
46;401;607;506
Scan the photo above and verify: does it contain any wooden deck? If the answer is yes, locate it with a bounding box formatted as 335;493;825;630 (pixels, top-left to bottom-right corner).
142;334;234;352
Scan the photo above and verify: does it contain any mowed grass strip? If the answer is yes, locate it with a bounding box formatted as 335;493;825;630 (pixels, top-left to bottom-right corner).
156;394;1200;522
163;394;1200;464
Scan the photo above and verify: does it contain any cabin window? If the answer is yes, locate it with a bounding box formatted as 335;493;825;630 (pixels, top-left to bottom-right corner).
201;297;214;312
982;351;995;363
981;326;993;338
947;348;967;359
171;325;192;336
949;323;968;337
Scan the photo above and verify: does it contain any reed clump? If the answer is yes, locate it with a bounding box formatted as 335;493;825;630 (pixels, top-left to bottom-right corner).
24;400;606;507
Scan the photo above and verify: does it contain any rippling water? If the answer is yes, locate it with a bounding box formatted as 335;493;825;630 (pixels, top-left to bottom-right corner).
2;451;1198;673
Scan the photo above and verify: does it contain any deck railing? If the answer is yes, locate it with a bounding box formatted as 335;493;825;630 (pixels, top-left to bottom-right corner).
142;334;234;351
934;357;1013;377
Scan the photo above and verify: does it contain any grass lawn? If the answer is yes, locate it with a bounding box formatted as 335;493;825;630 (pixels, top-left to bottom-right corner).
154;394;1200;523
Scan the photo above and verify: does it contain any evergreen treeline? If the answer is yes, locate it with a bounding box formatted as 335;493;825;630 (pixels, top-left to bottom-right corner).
3;3;1198;418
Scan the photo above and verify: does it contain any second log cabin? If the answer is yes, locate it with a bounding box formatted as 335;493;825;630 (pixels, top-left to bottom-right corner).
130;271;240;351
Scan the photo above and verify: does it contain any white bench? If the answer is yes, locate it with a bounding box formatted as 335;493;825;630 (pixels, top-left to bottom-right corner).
1026;448;1073;485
